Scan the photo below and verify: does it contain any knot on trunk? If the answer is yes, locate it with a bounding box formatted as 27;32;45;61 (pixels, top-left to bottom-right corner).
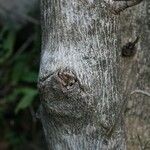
37;67;95;119
57;68;78;92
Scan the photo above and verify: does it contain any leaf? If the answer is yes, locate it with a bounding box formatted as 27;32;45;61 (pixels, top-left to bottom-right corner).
21;71;38;83
0;29;16;64
7;89;21;102
15;88;38;113
11;54;38;84
11;61;26;84
3;30;15;51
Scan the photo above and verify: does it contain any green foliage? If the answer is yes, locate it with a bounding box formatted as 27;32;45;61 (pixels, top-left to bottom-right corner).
15;88;38;113
0;26;39;112
5;131;24;149
0;28;16;64
0;23;41;149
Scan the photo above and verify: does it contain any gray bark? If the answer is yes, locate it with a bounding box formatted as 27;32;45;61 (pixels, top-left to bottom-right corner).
38;0;145;150
120;0;150;149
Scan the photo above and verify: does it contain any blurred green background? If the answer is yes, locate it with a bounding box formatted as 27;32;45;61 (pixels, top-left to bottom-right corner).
0;1;46;149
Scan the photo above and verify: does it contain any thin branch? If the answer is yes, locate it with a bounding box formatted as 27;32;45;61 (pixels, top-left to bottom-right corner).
131;90;150;97
10;35;34;63
104;0;144;15
0;4;39;25
137;134;144;150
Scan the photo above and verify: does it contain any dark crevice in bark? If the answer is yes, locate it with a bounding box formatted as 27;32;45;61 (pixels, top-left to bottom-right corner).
121;36;139;57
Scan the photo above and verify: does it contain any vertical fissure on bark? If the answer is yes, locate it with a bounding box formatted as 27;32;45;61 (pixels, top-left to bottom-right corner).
38;0;127;149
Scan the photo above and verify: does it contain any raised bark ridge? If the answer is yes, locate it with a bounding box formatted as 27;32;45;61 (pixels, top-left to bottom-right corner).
104;0;143;15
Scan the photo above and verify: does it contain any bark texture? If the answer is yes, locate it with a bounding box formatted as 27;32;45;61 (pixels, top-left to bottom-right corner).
38;0;146;150
120;0;150;149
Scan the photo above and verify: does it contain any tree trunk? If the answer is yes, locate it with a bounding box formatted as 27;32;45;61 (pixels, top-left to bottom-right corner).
38;0;145;149
120;0;150;149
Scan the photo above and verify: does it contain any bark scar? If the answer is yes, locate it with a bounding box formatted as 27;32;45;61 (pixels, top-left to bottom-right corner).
104;0;143;15
57;68;77;90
